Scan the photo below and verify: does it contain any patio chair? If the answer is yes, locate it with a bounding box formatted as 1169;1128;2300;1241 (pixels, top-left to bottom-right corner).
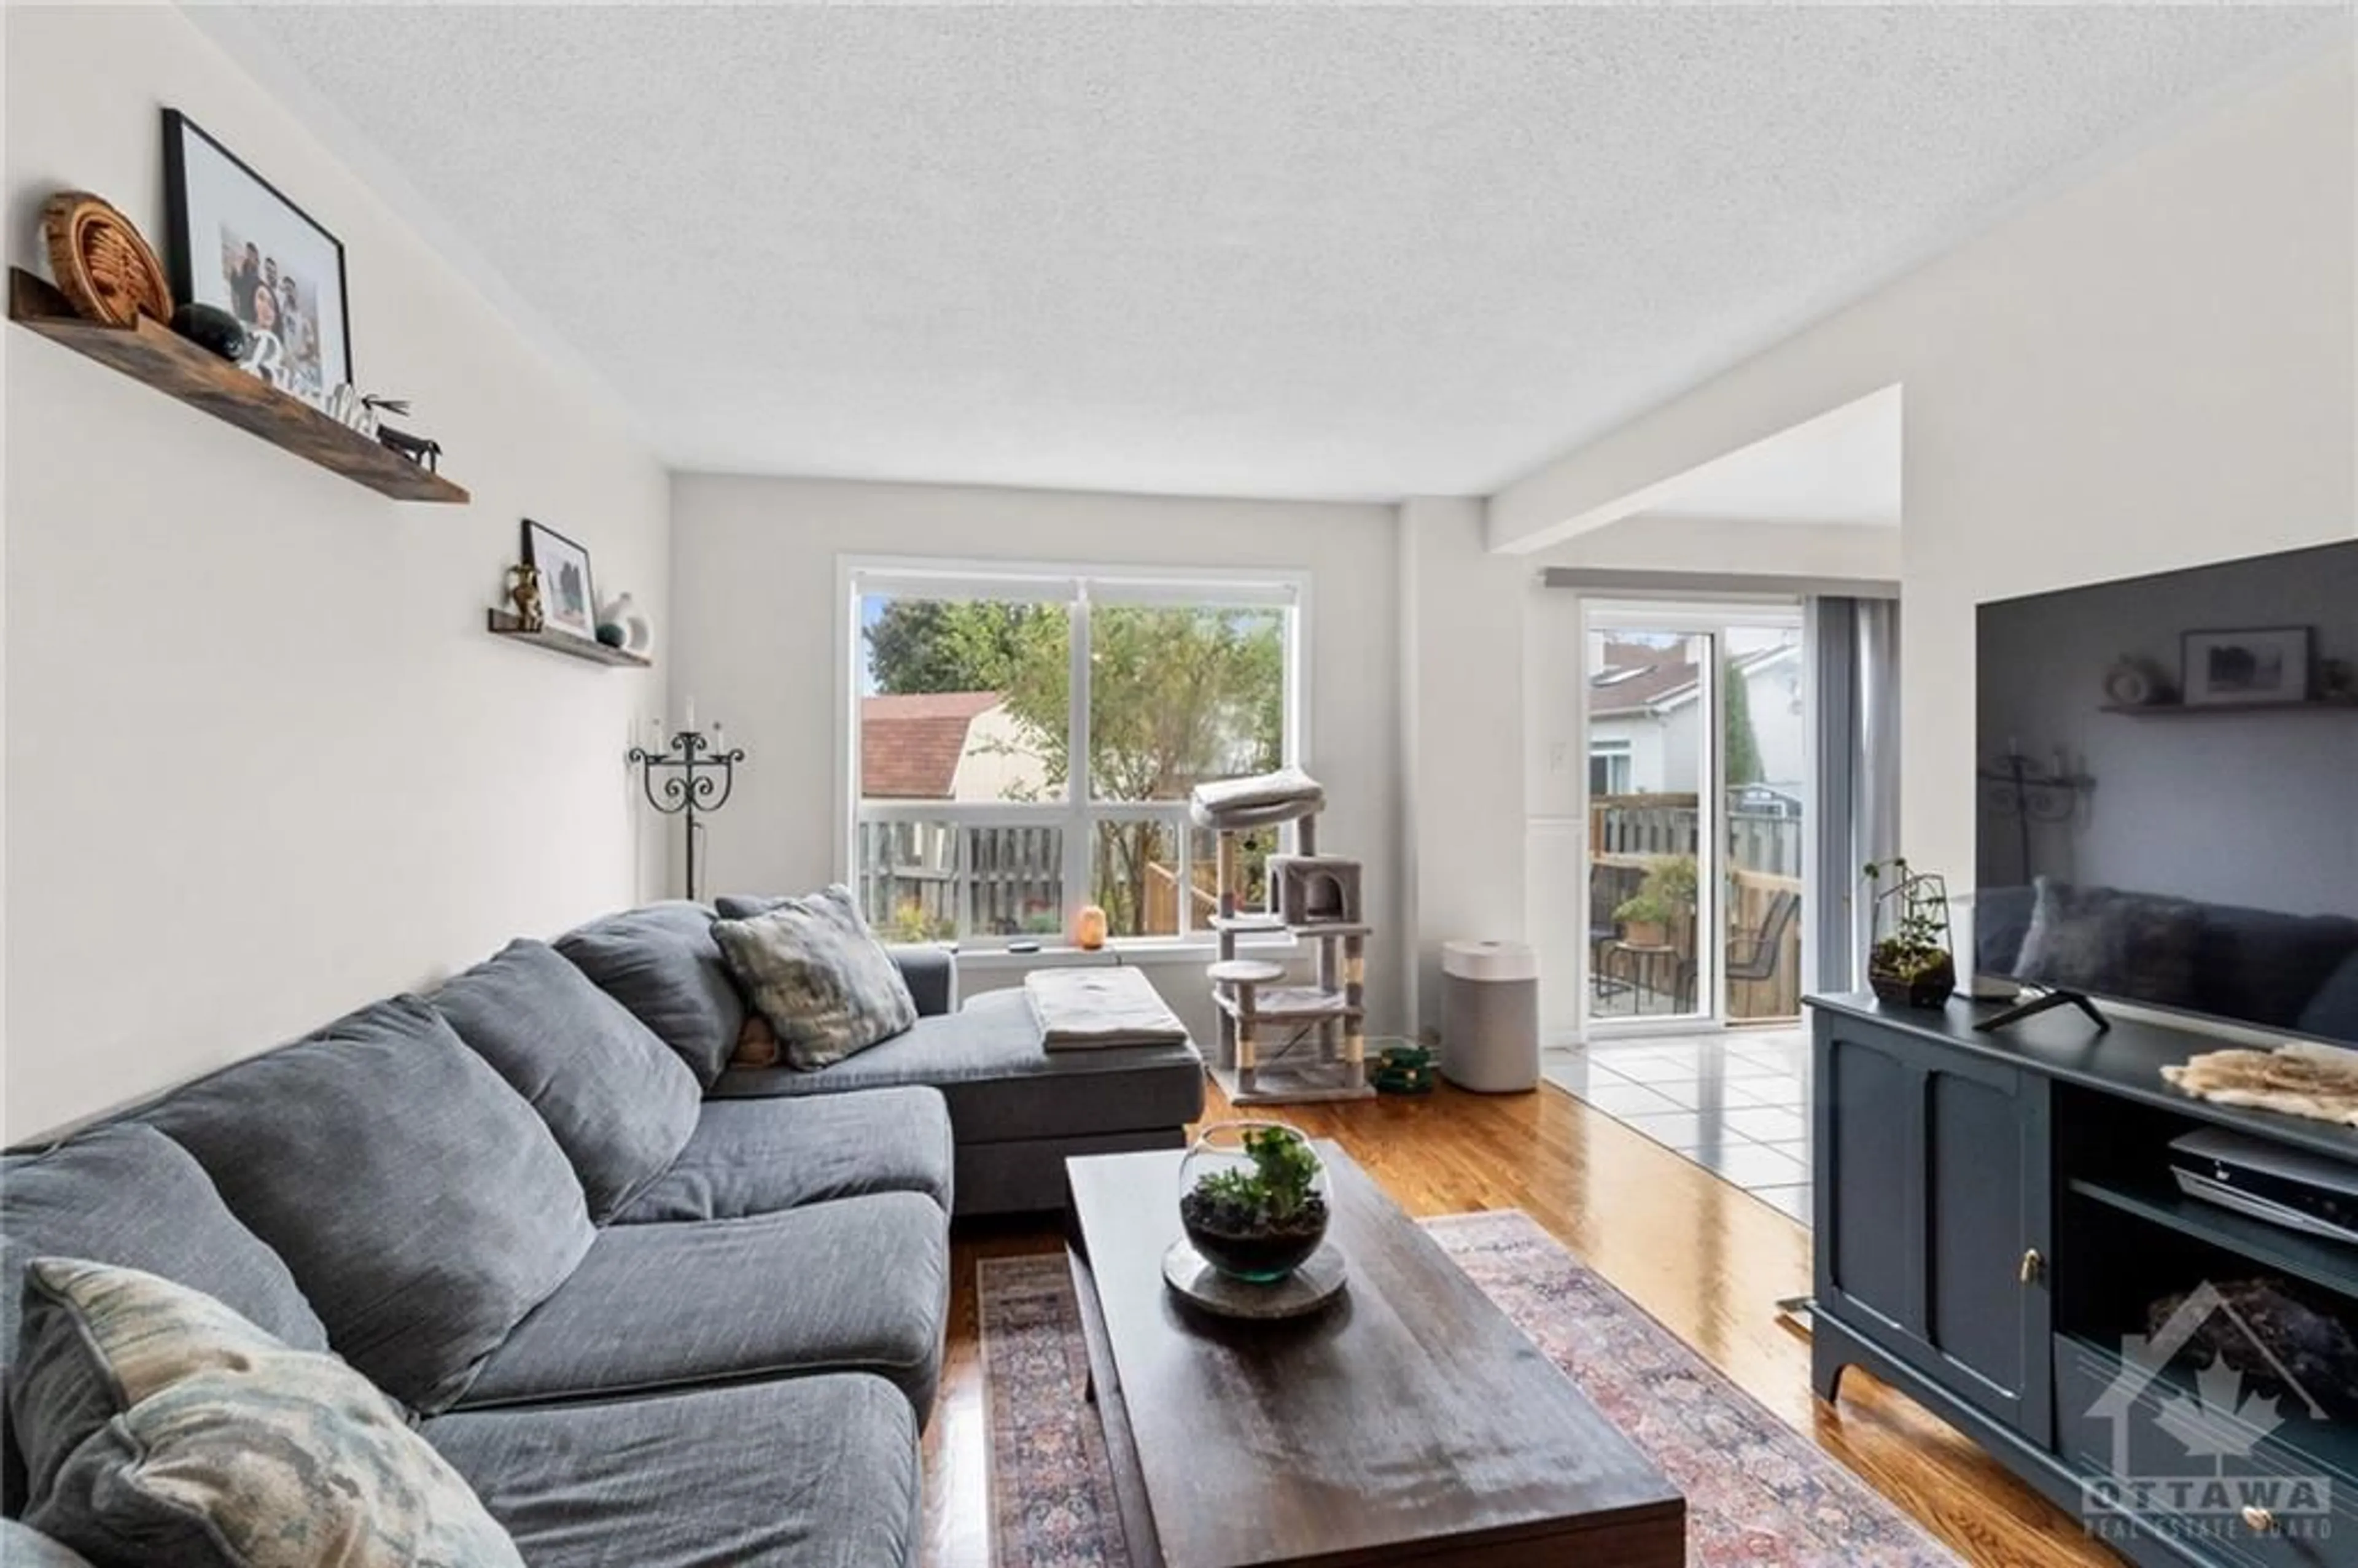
1673;890;1801;1011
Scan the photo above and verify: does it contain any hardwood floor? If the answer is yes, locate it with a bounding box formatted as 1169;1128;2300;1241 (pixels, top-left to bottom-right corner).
920;1077;2121;1568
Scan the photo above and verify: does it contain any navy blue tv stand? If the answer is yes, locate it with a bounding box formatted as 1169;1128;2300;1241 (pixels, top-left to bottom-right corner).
1807;992;2357;1568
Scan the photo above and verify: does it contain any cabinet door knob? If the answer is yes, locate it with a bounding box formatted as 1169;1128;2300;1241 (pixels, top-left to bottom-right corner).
2018;1248;2044;1285
2241;1505;2275;1533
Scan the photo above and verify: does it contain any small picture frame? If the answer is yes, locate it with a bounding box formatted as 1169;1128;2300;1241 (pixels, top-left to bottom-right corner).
161;109;352;409
522;520;596;642
2180;626;2312;707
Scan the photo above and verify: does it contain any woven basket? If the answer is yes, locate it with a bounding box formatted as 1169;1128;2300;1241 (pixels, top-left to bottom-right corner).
42;191;173;327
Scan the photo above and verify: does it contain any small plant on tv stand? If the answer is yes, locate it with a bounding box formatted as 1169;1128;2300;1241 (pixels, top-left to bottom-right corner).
1863;859;1956;1008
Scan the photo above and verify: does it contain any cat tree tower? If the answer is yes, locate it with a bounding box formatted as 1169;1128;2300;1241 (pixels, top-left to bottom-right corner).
1189;767;1375;1105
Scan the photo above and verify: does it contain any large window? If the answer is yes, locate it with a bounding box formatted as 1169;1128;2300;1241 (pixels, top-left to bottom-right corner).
845;562;1303;947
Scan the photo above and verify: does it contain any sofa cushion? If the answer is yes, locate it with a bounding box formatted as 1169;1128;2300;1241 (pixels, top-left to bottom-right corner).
0;1124;327;1360
431;938;702;1220
614;1089;954;1223
2192;904;2358;1031
710;988;1206;1146
142;998;596;1414
16;1260;523;1568
1;1125;329;1507
456;1193;947;1419
0;1521;92;1567
426;1375;919;1568
2299;950;2358;1046
556;902;745;1086
713;887;919;1071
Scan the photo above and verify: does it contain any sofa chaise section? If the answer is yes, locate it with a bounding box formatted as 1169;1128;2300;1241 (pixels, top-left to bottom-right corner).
711;986;1206;1214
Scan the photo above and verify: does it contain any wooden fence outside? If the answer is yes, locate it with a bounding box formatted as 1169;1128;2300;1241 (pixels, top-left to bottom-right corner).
858;818;1266;942
855;821;1064;941
1592;793;1804;879
1590;792;1805;1020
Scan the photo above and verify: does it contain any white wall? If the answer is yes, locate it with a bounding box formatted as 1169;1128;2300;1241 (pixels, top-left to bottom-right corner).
1491;39;2357;913
4;6;671;1140
667;474;1402;1044
1397;497;1527;1037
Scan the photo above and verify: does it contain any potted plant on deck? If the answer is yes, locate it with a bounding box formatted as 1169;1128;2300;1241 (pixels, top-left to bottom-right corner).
1613;855;1697;948
1863;859;1957;1008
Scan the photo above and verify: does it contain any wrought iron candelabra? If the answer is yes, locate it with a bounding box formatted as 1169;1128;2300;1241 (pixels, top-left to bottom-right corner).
629;726;745;900
1976;746;2094;887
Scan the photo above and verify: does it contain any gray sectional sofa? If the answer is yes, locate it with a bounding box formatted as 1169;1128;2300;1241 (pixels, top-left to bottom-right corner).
1;899;1205;1567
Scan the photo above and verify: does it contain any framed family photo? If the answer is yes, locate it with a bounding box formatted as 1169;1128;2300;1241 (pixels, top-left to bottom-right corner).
161;108;352;409
2181;625;2312;707
523;520;597;642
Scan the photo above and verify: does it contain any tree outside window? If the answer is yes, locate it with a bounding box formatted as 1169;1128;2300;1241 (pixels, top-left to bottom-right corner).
855;578;1294;942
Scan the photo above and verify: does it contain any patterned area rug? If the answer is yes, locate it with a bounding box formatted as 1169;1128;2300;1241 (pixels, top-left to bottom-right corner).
979;1209;1962;1567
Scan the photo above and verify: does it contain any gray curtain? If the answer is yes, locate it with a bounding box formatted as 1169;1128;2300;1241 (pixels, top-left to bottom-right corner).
1807;596;1902;993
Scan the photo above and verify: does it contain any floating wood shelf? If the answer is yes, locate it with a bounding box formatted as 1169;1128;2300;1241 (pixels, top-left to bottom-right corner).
487;610;652;668
2100;697;2358;716
9;266;469;504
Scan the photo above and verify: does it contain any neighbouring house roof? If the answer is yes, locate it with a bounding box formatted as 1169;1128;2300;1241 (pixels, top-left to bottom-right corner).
861;691;1003;798
1589;642;1797;720
1589;653;1705;718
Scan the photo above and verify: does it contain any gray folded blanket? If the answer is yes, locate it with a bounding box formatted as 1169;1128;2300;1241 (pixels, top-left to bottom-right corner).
1025;968;1189;1050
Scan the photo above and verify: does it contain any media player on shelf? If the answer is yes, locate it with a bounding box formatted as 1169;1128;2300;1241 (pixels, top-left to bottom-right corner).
2168;1126;2358;1245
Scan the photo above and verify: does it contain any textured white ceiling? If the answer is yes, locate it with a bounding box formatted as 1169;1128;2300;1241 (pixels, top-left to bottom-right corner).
209;5;2337;500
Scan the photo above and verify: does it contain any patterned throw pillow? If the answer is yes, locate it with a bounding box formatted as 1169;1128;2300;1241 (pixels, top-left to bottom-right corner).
15;1259;524;1568
712;885;919;1070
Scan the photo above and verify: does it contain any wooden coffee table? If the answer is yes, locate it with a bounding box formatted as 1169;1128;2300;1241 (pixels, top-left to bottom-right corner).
1064;1143;1684;1568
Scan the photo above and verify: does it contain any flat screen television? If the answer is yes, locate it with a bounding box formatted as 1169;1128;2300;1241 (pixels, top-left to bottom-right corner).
1974;539;2358;1046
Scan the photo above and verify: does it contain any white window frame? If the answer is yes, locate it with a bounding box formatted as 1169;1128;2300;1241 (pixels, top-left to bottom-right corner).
837;556;1310;950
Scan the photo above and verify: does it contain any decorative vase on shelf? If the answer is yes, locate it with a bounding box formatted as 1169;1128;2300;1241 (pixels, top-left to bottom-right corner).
598;592;650;654
1073;903;1108;951
1864;859;1956;1008
1177;1122;1329;1283
507;563;545;632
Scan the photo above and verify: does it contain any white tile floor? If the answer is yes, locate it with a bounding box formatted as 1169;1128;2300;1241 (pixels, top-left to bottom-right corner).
1541;1027;1813;1224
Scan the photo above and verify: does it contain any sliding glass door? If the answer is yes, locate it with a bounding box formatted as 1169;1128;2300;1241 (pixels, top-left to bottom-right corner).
1580;605;1807;1034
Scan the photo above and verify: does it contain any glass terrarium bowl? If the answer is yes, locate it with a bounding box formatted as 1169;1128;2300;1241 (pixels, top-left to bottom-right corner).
1176;1120;1331;1283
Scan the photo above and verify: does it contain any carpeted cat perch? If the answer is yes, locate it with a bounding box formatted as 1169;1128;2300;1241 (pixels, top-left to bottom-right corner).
1191;767;1376;1104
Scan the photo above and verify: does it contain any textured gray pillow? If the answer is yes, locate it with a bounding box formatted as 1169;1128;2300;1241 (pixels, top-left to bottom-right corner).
2016;877;2202;1008
712;885;919;1071
142;998;596;1414
556;902;746;1086
17;1260;523;1568
2;1124;329;1511
432;939;702;1221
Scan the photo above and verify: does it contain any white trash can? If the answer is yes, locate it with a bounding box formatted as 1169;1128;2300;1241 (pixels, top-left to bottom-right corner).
1440;939;1540;1093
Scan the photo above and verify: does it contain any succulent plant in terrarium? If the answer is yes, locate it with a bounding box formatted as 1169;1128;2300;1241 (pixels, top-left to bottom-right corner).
1863;858;1956;1008
1178;1122;1331;1283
